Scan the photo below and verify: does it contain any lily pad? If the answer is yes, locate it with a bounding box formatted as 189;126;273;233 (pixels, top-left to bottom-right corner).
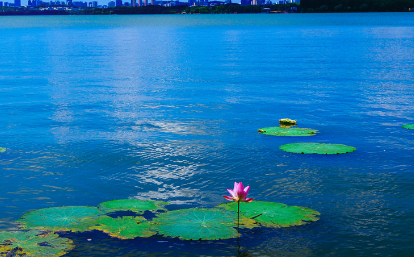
151;208;257;240
17;206;104;232
258;127;317;136
279;118;297;125
258;127;285;134
279;143;356;155
217;201;320;228
0;230;74;257
98;199;169;214
280;124;296;129
91;216;155;239
0;148;5;153
402;124;414;130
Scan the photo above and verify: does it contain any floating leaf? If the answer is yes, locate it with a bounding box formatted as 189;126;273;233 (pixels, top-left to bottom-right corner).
279;118;297;125
279;143;356;154
17;206;104;232
217;201;320;228
238;215;260;229
402;124;414;130
258;127;317;136
0;148;5;153
280;124;296;129
0;230;74;257
91;216;155;239
258;127;285;134
151;208;256;240
98;199;169;214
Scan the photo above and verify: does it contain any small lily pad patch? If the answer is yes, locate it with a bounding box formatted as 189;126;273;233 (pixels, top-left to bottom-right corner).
402;124;414;130
279;143;356;155
151;208;257;240
258;127;317;137
98;199;169;215
217;201;320;228
0;148;5;153
91;216;155;239
0;230;74;257
17;206;104;232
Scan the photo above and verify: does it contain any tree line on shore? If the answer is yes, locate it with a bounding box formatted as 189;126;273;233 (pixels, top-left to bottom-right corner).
301;0;414;12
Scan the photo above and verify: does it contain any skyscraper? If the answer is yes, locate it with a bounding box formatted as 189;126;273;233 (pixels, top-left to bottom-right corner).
131;0;135;6
14;0;20;6
144;0;147;5
115;0;122;5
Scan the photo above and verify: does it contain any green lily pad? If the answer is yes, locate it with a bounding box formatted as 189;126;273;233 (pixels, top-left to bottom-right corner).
402;124;414;130
0;148;5;153
279;143;356;155
151;208;256;240
217;201;320;228
258;127;317;136
91;216;155;239
98;199;169;214
17;206;104;232
0;230;74;257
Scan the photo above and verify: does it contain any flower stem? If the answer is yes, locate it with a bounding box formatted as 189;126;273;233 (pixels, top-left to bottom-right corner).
237;200;240;235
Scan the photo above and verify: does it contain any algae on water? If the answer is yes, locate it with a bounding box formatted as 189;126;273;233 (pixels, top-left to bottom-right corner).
0;147;5;153
279;118;297;125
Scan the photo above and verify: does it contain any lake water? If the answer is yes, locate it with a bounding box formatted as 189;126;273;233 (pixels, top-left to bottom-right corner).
0;13;414;256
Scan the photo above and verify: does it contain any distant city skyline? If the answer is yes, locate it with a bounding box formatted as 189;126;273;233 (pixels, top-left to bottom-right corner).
10;0;236;6
4;0;297;7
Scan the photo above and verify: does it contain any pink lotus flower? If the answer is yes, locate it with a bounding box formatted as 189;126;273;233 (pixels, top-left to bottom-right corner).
223;182;254;203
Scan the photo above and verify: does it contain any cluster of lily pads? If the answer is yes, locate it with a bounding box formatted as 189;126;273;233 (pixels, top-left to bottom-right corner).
258;118;356;155
0;199;319;257
258;121;414;155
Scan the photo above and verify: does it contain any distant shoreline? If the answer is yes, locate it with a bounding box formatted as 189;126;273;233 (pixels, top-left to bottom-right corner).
0;11;412;16
1;2;413;16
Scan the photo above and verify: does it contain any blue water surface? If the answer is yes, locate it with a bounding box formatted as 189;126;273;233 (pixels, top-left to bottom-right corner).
0;13;414;256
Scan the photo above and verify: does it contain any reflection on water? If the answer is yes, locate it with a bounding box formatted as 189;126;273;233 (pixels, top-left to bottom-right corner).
0;13;414;256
